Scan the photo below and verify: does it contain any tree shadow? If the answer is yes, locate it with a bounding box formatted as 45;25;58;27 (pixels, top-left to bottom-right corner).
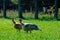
22;17;54;21
0;16;60;21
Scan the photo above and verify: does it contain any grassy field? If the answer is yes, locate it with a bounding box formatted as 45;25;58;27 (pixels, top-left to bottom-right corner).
0;0;60;40
0;18;60;40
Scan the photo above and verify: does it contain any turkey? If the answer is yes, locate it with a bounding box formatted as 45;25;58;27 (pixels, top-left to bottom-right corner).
12;18;22;31
19;18;42;33
24;24;41;33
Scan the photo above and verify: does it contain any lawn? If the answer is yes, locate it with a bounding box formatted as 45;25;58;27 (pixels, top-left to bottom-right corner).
0;18;60;40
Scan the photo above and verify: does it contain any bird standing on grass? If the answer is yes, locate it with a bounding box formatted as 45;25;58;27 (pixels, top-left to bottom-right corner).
12;18;22;32
19;18;42;33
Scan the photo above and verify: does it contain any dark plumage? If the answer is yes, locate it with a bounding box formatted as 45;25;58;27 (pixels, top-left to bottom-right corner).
23;23;41;33
14;23;22;31
12;18;42;32
19;18;42;33
12;18;22;31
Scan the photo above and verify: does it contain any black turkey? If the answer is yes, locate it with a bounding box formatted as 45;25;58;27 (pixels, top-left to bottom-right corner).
23;24;41;33
19;18;42;33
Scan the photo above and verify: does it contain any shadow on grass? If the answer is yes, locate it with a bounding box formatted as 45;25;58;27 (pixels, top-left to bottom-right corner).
22;17;60;21
1;16;60;21
0;16;12;20
22;17;54;21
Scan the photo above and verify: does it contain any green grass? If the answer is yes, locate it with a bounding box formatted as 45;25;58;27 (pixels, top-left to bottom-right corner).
0;18;60;40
